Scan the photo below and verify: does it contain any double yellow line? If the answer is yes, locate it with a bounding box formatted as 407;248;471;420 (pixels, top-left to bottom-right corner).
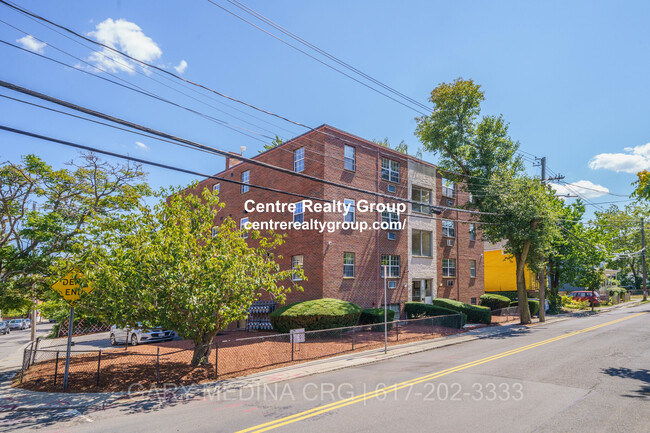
236;312;647;433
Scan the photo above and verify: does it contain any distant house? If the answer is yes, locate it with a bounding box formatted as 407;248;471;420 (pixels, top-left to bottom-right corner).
483;241;539;294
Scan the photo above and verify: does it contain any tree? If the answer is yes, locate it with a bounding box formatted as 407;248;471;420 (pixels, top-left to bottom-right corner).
74;185;302;366
0;153;149;311
415;78;559;323
259;135;284;153
633;170;650;200
372;138;422;157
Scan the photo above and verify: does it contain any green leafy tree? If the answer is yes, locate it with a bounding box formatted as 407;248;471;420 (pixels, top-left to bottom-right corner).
415;78;559;323
0;153;149;312
259;135;284;153
74;185;302;365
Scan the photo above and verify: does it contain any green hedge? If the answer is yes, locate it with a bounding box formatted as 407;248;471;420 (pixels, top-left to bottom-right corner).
429;299;491;324
270;298;362;333
358;308;395;331
484;291;518;300
510;299;540;316
608;287;626;298
479;294;511;310
404;302;467;327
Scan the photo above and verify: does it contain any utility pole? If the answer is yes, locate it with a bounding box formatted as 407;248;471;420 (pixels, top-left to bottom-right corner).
642;218;647;302
30;201;37;342
538;157;547;322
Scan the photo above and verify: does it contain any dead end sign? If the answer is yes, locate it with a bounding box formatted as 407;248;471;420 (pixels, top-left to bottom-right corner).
51;272;93;306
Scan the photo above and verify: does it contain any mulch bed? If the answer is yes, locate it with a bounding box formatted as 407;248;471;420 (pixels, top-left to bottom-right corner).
16;324;462;393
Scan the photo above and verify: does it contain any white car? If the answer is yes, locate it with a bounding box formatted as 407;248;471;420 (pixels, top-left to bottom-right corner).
109;323;176;346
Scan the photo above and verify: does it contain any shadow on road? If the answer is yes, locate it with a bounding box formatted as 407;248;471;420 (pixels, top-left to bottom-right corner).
601;367;650;400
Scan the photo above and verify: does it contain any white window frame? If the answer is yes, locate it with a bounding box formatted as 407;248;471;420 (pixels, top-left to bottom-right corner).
213;183;220;193
442;178;454;198
293;201;304;224
344;145;356;171
241;170;250;193
343;252;355;278
292;255;304;281
294;147;305;172
412;186;432;213
388;281;397;289
240;217;249;238
470;260;476;278
343;199;355;223
442;219;455;238
469;223;476;241
382;211;400;230
381;158;399;183
412;229;432;257
387;232;396;240
211;226;219;237
381;255;400;278
442;258;456;277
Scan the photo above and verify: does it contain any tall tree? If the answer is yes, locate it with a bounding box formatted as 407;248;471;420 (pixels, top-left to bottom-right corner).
74;186;302;365
0;153;149;311
416;78;559;323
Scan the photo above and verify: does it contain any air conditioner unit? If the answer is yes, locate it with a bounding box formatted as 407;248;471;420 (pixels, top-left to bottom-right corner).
446;239;454;247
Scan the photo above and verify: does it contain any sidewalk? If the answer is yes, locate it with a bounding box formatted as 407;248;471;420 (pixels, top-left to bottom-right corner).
0;301;642;414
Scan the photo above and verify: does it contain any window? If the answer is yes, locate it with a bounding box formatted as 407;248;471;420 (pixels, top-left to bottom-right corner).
241;170;250;193
442;178;454;198
387;184;396;193
293;147;305;172
446;280;454;286
344;145;355;171
343;252;355;278
240;217;249;238
213;183;220;193
387;232;396;240
381;255;400;278
446;199;454;206
470;260;477;278
388;281;397;289
470;297;477;305
382;211;400;229
291;255;303;281
442;258;456;277
412;230;432;257
293;201;304;224
343;199;355;223
469;192;474;203
211;226;219;237
442;220;455;238
412;186;431;213
381;158;399;183
469;223;476;241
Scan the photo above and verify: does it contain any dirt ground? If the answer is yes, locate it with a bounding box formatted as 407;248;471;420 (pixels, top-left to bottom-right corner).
17;323;463;393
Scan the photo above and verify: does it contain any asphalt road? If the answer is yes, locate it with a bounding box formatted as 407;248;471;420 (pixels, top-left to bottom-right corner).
19;304;650;432
0;322;53;370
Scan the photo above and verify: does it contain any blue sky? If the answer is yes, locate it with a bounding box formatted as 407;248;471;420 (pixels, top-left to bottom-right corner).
1;0;649;216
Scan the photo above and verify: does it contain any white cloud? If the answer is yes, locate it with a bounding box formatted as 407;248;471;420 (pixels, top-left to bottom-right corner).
551;180;610;199
135;141;149;151
589;143;650;173
174;59;188;74
16;35;46;54
87;18;162;74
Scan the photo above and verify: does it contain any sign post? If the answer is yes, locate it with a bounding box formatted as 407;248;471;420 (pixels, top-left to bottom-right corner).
383;265;388;354
51;271;93;391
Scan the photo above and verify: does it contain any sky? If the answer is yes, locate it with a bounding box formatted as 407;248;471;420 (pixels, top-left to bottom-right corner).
1;0;649;217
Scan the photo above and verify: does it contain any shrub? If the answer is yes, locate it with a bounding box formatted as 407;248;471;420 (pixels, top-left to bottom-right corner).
561;295;589;310
485;291;518;300
429;299;491;324
269;298;362;333
358;308;395;331
404;302;467;327
479;294;512;311
510;299;540;316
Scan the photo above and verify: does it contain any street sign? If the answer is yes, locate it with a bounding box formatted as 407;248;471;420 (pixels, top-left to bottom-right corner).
51;272;93;306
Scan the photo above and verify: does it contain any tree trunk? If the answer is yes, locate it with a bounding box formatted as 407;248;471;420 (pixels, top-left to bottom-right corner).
515;250;532;324
191;331;218;367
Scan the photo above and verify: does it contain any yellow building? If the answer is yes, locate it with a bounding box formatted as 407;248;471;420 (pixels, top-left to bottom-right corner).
484;242;539;293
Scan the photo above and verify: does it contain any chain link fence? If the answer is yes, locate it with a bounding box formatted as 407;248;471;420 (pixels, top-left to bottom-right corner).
490;306;519;323
19;313;464;392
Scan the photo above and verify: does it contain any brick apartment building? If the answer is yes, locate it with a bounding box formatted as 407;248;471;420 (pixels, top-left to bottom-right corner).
195;125;484;319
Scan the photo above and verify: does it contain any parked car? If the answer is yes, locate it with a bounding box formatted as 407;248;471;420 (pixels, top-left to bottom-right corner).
568;290;601;306
109;323;176;346
0;321;10;335
8;319;27;330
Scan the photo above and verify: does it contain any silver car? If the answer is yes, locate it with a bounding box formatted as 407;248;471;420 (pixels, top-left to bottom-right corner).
0;321;10;335
8;319;27;330
109;323;176;346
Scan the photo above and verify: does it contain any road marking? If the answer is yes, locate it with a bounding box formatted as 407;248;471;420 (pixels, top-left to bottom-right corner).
236;311;647;433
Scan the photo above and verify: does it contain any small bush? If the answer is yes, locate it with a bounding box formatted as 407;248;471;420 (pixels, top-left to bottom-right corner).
486;291;519;300
358;308;395;331
404;302;467;327
430;299;491;324
270;298;362;333
509;299;540;316
479;294;512;311
561;295;589;310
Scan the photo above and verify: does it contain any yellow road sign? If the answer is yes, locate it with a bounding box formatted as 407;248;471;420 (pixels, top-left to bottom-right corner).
51;272;93;306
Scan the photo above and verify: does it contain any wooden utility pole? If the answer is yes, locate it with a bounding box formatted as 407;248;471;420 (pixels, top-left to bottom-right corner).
642;218;647;302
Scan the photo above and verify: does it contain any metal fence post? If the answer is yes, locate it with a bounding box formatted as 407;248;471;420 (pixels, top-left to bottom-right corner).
31;337;41;366
96;350;102;386
214;342;218;379
20;346;28;384
351;326;355;351
156;347;160;384
291;338;294;361
54;351;59;385
396;321;399;342
431;317;434;335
